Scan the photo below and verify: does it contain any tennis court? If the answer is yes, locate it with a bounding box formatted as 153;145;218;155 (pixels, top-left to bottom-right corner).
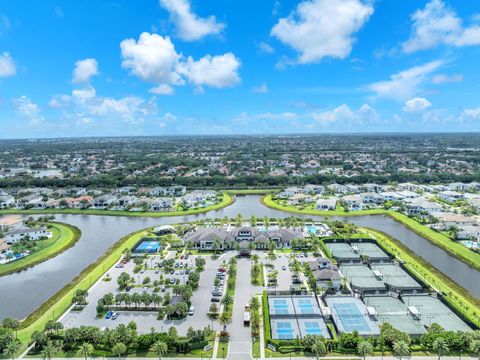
268;297;295;316
351;242;390;261
298;318;330;338
292;297;322;316
340;264;386;293
370;264;423;291
402;295;471;332
326;296;380;335
363;296;426;336
326;242;361;263
271;319;299;340
133;240;161;254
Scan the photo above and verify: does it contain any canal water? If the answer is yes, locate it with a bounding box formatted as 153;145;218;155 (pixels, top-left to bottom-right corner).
0;195;478;320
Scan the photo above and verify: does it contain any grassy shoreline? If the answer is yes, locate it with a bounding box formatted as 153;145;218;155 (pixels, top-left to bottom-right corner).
0;192;234;218
17;227;150;342
0;222;81;277
262;194;480;272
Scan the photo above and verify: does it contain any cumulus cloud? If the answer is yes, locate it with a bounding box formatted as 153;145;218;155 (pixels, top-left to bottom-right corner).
50;86;159;125
120;33;183;87
251;83;268;93
403;0;480;53
270;0;373;64
367;60;443;101
0;52;16;77
177;53;241;89
120;32;241;93
403;97;432;112
13;96;44;126
311;103;378;125
72;58;99;84
159;0;224;41
431;73;463;84
256;41;275;54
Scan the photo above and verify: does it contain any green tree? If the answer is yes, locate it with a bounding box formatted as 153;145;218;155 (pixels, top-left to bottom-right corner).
150;341;168;360
111;343;127;360
357;341;373;360
219;312;231;331
41;341;57;360
432;338;449;360
393;340;410;360
79;342;94;360
470;339;480;360
312;339;327;359
3;339;21;360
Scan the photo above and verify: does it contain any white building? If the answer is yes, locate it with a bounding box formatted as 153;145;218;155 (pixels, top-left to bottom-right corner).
4;227;52;243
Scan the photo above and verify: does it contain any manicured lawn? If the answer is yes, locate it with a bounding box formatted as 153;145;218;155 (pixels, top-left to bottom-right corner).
0;192;234;218
17;227;150;343
0;222;81;277
263;194;480;272
223;189;278;195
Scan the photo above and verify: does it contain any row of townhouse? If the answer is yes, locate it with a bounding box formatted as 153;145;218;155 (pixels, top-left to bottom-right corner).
0;188;218;211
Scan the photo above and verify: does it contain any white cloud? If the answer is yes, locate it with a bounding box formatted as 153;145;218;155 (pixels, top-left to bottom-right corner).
120;32;240;93
311;103;379;125
0;14;10;35
0;52;16;77
150;84;175;95
431;73;463;84
13;96;44;126
50;86;159;125
403;97;432;112
258;112;298;120
251;83;268;93
256;41;275;54
72;58;99;84
403;0;480;53
270;0;373;64
120;32;183;87
177;52;241;89
367;60;443;101
462;108;480;120
159;0;224;41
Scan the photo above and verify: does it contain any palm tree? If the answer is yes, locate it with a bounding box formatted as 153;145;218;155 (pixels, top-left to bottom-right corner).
470;339;480;360
432;338;449;360
218;311;231;331
221;294;233;308
41;341;57;360
357;341;373;360
393;340;410;360
112;343;127;360
4;339;21;360
79;342;94;360
311;339;327;359
150;340;168;360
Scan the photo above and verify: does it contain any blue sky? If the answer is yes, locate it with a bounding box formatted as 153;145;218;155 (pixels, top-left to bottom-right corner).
1;0;480;138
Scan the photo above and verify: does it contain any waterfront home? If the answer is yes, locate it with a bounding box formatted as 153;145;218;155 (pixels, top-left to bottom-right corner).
404;197;442;216
4;227;52;243
92;195;117;209
0;195;15;209
150;198;173;211
315;197;337;210
341;195;364;211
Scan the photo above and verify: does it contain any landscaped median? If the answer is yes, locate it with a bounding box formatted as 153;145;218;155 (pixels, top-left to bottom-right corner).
16;227;151;343
262;194;480;272
0;221;81;277
0;192;234;218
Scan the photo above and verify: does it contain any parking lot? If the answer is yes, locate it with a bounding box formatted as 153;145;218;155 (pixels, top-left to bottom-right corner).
62;251;237;335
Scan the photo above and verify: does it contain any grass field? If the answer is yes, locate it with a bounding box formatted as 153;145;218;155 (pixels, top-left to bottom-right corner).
0;192;234;218
263;194;480;272
0;222;81;277
17;227;150;343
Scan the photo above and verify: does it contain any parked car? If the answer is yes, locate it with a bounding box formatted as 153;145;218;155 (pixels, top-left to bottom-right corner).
111;312;119;320
188;306;195;316
105;311;113;319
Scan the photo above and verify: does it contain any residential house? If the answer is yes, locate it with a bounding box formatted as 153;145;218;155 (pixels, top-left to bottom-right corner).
4;227;52;243
439;190;465;202
303;184;324;195
404;197;442;216
316;198;337;211
92;195;117;209
0;195;15;209
151;198;173;211
341;195;364;211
